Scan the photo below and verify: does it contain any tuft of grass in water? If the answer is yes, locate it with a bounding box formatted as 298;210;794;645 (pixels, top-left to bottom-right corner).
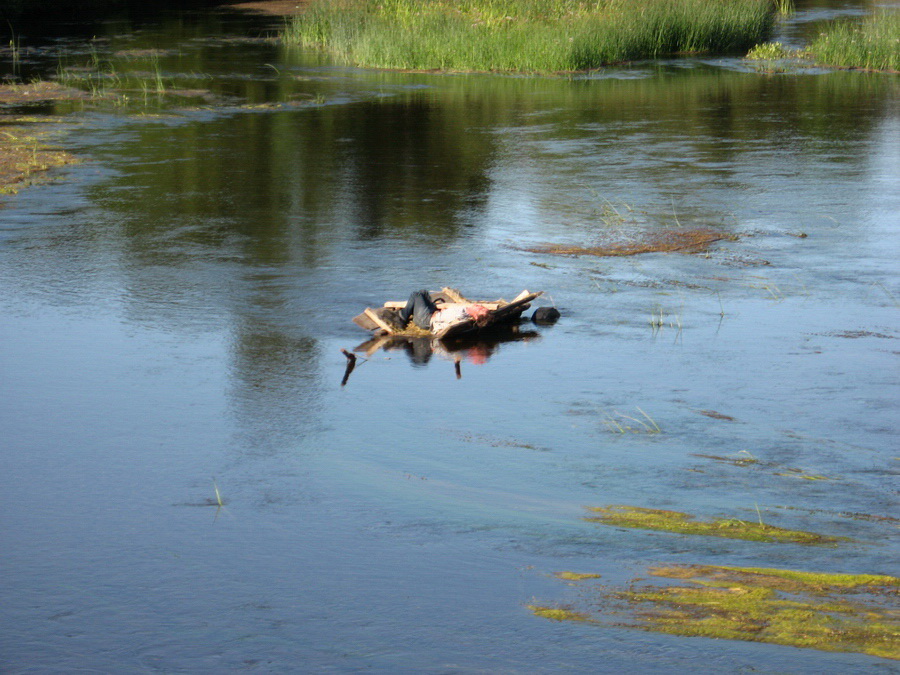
807;10;900;73
585;505;848;545
745;40;791;60
771;0;794;16
602;407;661;434
213;478;223;507
283;0;777;73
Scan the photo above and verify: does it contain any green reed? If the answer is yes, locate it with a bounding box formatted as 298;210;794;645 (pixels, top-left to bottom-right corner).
807;10;900;73
283;0;776;73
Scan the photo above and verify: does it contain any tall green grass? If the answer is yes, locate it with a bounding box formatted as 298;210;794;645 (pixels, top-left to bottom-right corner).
807;10;900;73
284;0;777;73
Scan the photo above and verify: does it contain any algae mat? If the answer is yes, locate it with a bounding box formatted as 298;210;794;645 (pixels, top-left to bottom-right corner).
532;564;900;660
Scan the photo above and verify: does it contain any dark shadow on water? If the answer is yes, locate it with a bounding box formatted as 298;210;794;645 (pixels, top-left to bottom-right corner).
352;323;542;379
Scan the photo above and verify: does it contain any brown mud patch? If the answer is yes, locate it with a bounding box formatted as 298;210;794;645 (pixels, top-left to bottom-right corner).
1;83;85;198
525;227;736;258
0;81;90;107
215;0;312;15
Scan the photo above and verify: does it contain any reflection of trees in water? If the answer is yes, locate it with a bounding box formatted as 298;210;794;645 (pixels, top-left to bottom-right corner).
228;319;320;453
12;60;895;444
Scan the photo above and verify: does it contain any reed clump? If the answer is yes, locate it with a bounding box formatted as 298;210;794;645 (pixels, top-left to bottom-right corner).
807;10;900;73
283;0;777;73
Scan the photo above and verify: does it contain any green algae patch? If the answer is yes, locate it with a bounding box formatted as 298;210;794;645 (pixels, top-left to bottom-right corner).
534;564;899;660
555;571;602;581
648;564;899;594
528;605;591;622
585;505;847;545
623;565;900;660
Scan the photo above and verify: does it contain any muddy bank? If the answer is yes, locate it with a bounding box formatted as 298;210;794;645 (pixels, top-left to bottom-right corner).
0;82;87;195
0;83;85;199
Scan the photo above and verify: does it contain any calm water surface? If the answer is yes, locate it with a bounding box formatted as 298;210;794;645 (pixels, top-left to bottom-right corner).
1;3;898;672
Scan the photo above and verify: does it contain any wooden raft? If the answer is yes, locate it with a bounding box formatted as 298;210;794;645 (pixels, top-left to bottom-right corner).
352;287;543;340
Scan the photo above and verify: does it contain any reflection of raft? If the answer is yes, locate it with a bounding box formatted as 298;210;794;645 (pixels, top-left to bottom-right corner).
353;287;543;340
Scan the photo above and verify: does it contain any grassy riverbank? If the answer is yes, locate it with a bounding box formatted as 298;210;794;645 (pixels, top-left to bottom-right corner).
807;10;900;73
283;0;777;73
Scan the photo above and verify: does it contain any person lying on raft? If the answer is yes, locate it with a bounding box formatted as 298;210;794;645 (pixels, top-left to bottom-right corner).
397;290;490;334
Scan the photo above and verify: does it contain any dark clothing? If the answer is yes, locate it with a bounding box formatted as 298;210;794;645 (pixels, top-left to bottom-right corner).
398;289;438;329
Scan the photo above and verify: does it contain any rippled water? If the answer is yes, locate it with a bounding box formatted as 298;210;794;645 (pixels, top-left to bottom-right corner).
1;3;898;672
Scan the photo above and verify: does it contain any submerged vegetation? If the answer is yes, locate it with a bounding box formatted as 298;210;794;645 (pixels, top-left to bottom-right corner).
526;227;735;257
533;564;899;659
0;84;83;197
283;0;777;72
585;505;847;545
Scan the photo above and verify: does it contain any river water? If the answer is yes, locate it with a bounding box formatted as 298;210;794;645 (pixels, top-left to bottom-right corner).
1;2;898;672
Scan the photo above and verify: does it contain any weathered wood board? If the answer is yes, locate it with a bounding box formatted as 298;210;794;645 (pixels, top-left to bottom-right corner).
353;289;544;339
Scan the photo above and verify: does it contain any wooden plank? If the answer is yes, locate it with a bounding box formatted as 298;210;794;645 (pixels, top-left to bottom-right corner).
364;307;397;335
491;291;542;320
441;287;471;303
353;311;379;331
432;291;541;340
383;300;501;310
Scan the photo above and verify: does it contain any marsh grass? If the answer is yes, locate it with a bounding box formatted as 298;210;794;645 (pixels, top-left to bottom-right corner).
602;407;661;434
807;10;900;73
55;47;174;105
284;0;776;72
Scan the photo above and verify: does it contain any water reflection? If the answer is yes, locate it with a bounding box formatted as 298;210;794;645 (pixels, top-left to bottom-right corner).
2;5;899;673
353;323;541;376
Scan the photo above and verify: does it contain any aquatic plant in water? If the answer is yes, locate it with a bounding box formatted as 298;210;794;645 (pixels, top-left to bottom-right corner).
533;564;899;659
585;505;847;544
526;227;735;257
283;0;777;73
807;10;900;73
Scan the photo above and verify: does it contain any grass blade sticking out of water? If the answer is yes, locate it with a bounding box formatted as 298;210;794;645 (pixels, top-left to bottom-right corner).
585;505;848;545
283;0;777;73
